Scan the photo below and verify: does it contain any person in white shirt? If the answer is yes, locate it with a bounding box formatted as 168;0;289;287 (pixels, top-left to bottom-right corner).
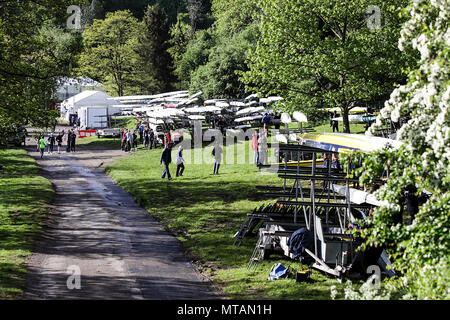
212;143;223;175
176;146;185;177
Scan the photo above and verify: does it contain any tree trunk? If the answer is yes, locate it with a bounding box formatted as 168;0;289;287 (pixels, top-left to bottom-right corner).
342;107;350;133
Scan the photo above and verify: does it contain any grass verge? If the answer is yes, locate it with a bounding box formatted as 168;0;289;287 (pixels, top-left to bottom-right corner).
105;140;345;299
0;148;54;299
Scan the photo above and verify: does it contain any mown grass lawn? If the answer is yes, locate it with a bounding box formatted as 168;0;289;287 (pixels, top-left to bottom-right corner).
0;148;54;299
106;139;346;299
289;121;367;134
310;122;367;134
76;135;122;148
75;117;136;148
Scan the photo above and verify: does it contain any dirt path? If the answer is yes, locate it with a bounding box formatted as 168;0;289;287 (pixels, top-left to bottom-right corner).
23;132;216;300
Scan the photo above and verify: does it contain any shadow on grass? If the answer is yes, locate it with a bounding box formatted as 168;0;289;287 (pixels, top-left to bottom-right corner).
0;148;54;299
105;146;344;299
0;261;27;299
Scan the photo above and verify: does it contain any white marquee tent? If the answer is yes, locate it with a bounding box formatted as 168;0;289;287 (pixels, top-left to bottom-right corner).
60;91;122;121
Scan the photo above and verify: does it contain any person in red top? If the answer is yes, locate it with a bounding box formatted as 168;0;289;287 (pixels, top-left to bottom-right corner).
164;130;171;147
251;131;259;165
121;128;127;151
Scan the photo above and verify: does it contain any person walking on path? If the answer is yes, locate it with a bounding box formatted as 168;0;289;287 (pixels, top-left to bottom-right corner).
212;143;223;175
175;146;185;177
48;133;56;154
70;130;76;152
160;144;173;181
66;130;72;152
39;136;46;159
56;132;63;154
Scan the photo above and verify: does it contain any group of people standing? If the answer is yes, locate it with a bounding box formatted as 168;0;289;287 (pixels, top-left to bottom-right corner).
251;131;269;166
121;125;156;152
121;129;138;152
36;129;76;159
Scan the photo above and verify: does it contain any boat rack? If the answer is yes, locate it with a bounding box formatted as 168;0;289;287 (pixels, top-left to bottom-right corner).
235;143;375;278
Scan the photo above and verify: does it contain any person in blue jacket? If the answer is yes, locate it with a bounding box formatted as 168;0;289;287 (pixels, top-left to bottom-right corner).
139;123;145;144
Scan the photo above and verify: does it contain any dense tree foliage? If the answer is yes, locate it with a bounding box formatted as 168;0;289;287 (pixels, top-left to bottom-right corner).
189;24;259;99
78;10;141;96
173;0;260;99
168;13;193;90
175;29;216;91
336;0;449;299
367;0;448;281
0;0;82;136
134;4;176;93
186;0;213;33
98;0;187;23
212;0;261;36
243;0;414;132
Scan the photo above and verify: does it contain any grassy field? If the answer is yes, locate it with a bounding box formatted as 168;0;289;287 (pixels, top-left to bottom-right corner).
75;117;137;148
95;119;367;299
310;122;367;134
76;135;122;148
289;121;367;134
105;139;346;299
0;148;54;299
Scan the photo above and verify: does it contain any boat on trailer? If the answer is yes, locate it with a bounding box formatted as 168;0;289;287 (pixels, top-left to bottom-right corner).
237;133;401;280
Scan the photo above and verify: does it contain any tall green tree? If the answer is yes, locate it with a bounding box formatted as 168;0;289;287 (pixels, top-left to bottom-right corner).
186;0;213;33
212;0;261;36
0;0;81;135
189;24;259;99
175;29;216;90
81;0;105;27
134;4;176;94
78;10;141;96
243;0;413;133
174;0;260;97
339;0;449;299
168;12;193;90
